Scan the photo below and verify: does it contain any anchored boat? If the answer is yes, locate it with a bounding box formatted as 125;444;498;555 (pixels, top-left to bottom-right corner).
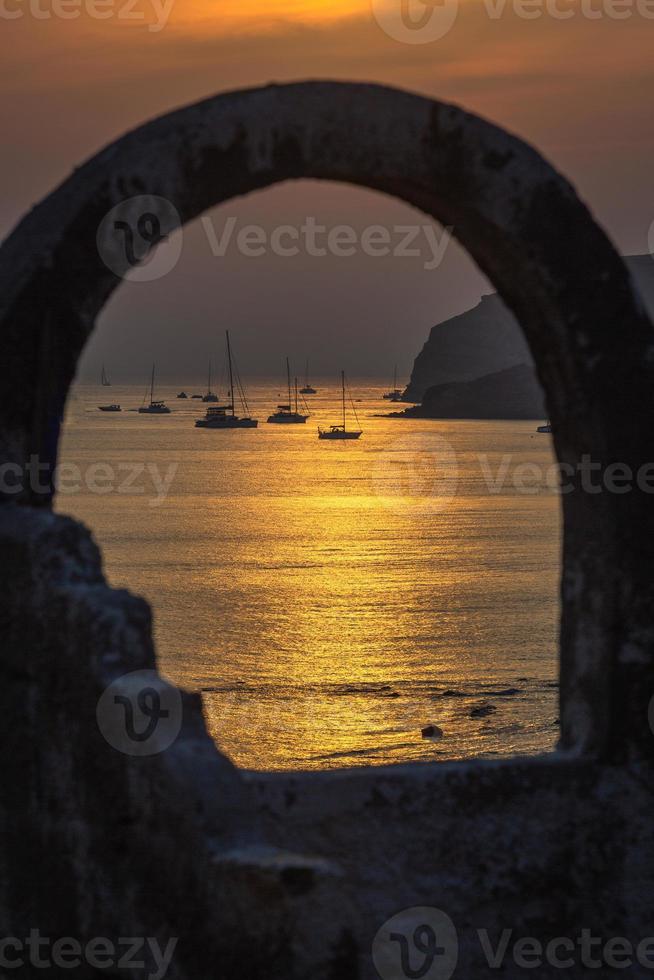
383;365;403;401
300;359;317;395
267;358;309;423
202;360;219;402
318;371;362;440
196;331;258;429
138;364;171;414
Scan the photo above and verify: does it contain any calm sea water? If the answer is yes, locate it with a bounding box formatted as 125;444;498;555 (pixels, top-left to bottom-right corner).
58;380;560;771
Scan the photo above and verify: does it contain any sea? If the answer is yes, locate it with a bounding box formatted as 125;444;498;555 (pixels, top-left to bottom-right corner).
57;380;561;771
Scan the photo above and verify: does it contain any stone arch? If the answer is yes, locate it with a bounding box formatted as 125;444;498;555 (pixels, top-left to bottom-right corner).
1;80;653;765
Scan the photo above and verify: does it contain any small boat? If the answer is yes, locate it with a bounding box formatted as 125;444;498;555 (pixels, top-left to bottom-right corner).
191;394;203;399
197;406;258;429
177;391;188;399
138;364;171;414
383;365;403;401
202;360;219;402
98;404;121;412
196;331;258;429
318;371;362;440
101;363;111;387
300;359;317;395
537;422;552;433
267;359;309;424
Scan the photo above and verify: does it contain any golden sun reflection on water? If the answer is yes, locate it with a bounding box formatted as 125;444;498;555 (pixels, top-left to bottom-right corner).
59;382;561;770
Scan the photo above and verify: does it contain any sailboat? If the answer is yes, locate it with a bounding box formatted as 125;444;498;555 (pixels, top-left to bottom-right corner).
318;371;362;440
202;360;219;402
195;331;258;429
300;359;317;395
101;364;111;386
267;359;309;423
138;363;171;414
383;365;403;401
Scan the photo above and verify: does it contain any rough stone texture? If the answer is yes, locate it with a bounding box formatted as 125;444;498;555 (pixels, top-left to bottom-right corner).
1;81;654;978
249;758;654;978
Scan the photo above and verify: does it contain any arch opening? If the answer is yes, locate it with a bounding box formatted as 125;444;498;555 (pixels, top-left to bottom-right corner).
58;183;561;770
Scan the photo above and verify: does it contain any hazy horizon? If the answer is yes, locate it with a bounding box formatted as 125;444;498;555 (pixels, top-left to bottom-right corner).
2;0;653;382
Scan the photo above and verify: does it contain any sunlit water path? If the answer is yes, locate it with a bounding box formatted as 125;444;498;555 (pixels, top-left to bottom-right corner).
58;380;560;770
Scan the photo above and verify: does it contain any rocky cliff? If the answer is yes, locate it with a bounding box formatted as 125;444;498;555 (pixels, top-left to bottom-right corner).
404;363;546;419
404;254;654;404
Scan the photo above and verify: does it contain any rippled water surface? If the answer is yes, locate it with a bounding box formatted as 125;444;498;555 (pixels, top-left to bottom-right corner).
58;380;560;770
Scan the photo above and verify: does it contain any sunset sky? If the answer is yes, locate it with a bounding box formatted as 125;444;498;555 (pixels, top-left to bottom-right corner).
2;0;652;379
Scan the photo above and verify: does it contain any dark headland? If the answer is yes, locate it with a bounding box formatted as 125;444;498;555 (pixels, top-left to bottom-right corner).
395;254;654;420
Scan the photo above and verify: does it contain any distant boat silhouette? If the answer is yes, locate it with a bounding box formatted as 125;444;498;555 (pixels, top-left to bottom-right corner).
537;422;552;433
202;359;219;402
300;359;317;395
138;363;171;414
318;371;362;440
98;403;121;412
177;391;188;399
101;363;111;386
196;331;257;429
267;358;309;424
383;365;403;401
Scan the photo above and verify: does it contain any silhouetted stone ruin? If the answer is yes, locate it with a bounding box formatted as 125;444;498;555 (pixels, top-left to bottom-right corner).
0;81;653;978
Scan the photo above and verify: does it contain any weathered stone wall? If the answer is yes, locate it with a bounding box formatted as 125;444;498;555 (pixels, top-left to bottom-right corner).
250;759;654;978
1;82;653;978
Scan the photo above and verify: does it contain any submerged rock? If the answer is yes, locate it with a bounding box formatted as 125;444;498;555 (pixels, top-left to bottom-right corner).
421;725;444;740
470;703;497;719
